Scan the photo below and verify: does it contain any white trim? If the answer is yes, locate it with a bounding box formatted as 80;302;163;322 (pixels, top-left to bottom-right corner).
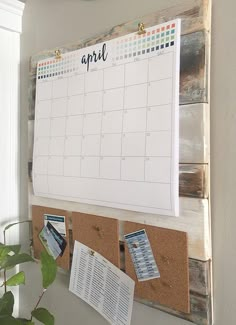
0;0;25;33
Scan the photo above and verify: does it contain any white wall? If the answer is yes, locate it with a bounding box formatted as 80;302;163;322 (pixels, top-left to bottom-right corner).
20;0;236;324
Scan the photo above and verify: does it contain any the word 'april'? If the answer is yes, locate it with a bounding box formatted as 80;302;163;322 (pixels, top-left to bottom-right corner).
81;43;108;72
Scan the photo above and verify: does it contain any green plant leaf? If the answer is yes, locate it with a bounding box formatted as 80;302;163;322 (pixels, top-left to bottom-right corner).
0;315;22;325
40;251;57;289
0;291;14;316
0;253;34;270
0;244;21;260
5;272;25;287
31;308;54;325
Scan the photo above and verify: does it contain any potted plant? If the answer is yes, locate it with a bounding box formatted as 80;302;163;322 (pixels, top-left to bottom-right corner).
0;221;57;325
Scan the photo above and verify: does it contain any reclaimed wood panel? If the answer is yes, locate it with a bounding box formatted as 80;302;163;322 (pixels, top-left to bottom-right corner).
180;103;209;164
179;164;208;198
28;0;212;324
189;259;211;296
180;31;208;104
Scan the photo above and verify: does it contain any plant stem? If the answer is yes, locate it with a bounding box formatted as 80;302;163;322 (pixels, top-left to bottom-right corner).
30;289;47;321
3;220;32;293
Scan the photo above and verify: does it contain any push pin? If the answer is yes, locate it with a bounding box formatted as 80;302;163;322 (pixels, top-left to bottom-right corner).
137;23;146;35
132;242;139;249
55;49;62;60
89;250;95;256
93;225;104;238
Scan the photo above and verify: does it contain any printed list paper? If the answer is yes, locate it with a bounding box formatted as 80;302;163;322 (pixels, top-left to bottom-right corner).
69;241;135;325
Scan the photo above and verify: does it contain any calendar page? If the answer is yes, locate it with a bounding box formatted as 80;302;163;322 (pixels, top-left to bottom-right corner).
33;19;180;216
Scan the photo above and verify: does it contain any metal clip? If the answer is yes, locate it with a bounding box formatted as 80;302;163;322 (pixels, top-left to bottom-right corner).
137;23;146;35
55;49;62;60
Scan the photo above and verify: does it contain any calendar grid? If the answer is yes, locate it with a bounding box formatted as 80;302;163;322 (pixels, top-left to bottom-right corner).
33;19;180;216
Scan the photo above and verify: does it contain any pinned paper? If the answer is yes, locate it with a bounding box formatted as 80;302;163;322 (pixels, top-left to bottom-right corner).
39;222;67;259
44;214;66;237
124;229;160;281
69;241;135;325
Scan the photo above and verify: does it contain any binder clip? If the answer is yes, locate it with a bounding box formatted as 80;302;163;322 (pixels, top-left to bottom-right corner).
55;49;62;60
137;23;146;35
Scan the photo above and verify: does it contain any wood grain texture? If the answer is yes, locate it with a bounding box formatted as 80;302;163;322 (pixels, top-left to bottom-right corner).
180;31;208;104
189;259;211;296
179;164;208;198
31;205;71;270
72;212;120;268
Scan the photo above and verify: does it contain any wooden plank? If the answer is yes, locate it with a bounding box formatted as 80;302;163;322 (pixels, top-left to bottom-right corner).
179;164;208;198
180;31;208;104
29;184;210;261
180;103;209;164
189;259;211;296
136;294;212;325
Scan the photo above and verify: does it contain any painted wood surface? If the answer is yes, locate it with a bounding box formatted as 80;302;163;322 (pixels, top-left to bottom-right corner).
30;187;210;261
180;103;209;164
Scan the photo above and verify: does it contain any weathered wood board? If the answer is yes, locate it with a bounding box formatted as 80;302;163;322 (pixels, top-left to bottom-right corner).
180;164;208;198
180;103;209;164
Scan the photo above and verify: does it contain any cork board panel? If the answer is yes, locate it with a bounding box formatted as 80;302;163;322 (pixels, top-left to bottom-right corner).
124;222;190;313
72;212;120;268
32;205;70;270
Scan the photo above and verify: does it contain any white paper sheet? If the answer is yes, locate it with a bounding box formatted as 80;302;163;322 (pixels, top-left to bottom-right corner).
69;241;135;325
124;229;160;281
33;19;181;216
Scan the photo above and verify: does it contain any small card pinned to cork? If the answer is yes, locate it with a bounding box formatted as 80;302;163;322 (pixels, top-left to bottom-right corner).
124;229;160;282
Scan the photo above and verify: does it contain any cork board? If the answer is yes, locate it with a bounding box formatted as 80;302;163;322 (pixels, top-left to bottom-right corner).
124;222;190;313
32;205;70;270
72;212;120;268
